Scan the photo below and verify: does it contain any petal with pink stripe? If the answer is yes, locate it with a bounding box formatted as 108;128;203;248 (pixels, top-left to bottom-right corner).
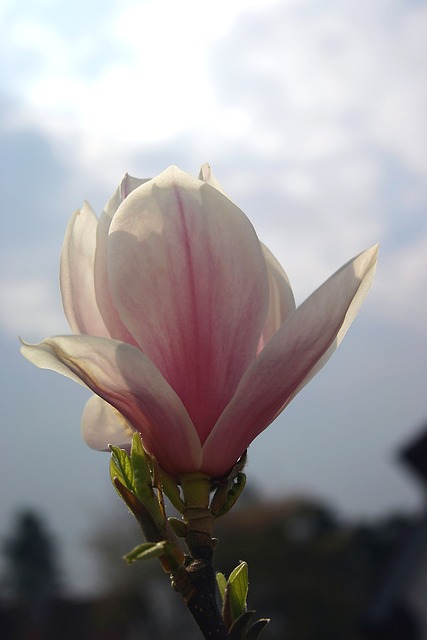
108;166;269;443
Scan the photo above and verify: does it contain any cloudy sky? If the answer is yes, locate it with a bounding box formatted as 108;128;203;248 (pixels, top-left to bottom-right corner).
1;0;427;593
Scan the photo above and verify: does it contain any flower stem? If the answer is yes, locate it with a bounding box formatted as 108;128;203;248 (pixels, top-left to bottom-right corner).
174;474;230;640
180;473;214;560
180;560;230;640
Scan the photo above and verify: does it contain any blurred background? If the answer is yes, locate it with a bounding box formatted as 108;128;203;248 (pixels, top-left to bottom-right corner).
1;0;426;638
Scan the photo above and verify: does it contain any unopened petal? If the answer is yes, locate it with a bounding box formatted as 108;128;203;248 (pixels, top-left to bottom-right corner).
257;244;296;352
198;163;227;195
201;244;378;476
81;395;134;450
60;203;110;337
108;166;269;443
21;335;202;475
103;174;151;220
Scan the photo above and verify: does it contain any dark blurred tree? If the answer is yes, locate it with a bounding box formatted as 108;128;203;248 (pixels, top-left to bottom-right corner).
2;510;60;638
2;511;60;603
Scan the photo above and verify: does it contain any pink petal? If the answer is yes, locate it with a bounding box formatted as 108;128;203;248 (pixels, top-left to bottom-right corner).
201;244;379;476
60;202;110;337
93;175;150;345
20;335;202;475
257;244;296;353
81;395;134;450
108;166;269;443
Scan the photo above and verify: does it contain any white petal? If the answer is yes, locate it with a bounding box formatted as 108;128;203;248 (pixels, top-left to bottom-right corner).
60;203;110;336
81;395;134;450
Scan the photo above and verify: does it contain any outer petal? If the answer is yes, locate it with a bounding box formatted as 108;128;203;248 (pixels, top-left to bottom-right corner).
82;395;134;450
60;202;110;337
93;175;150;345
201;244;379;476
108;166;269;443
257;244;296;353
20;335;201;475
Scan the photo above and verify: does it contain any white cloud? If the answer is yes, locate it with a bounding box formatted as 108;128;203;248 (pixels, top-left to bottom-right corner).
2;0;426;333
215;0;427;169
1;0;275;168
4;0;426;189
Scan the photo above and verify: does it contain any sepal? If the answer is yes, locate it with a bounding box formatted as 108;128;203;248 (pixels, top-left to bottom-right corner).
229;611;269;640
130;433;166;530
168;516;188;538
246;618;270;640
229;611;256;639
125;540;172;563
109;434;166;537
161;469;186;513
216;571;227;601
217;562;269;639
124;540;185;573
109;444;134;493
211;472;247;518
113;478;163;542
224;561;249;625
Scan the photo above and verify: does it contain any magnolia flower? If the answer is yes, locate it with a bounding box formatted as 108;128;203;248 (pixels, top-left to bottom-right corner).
21;165;378;478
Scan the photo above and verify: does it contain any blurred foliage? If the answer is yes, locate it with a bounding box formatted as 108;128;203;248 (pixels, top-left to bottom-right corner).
0;497;417;640
87;494;414;640
214;497;414;640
